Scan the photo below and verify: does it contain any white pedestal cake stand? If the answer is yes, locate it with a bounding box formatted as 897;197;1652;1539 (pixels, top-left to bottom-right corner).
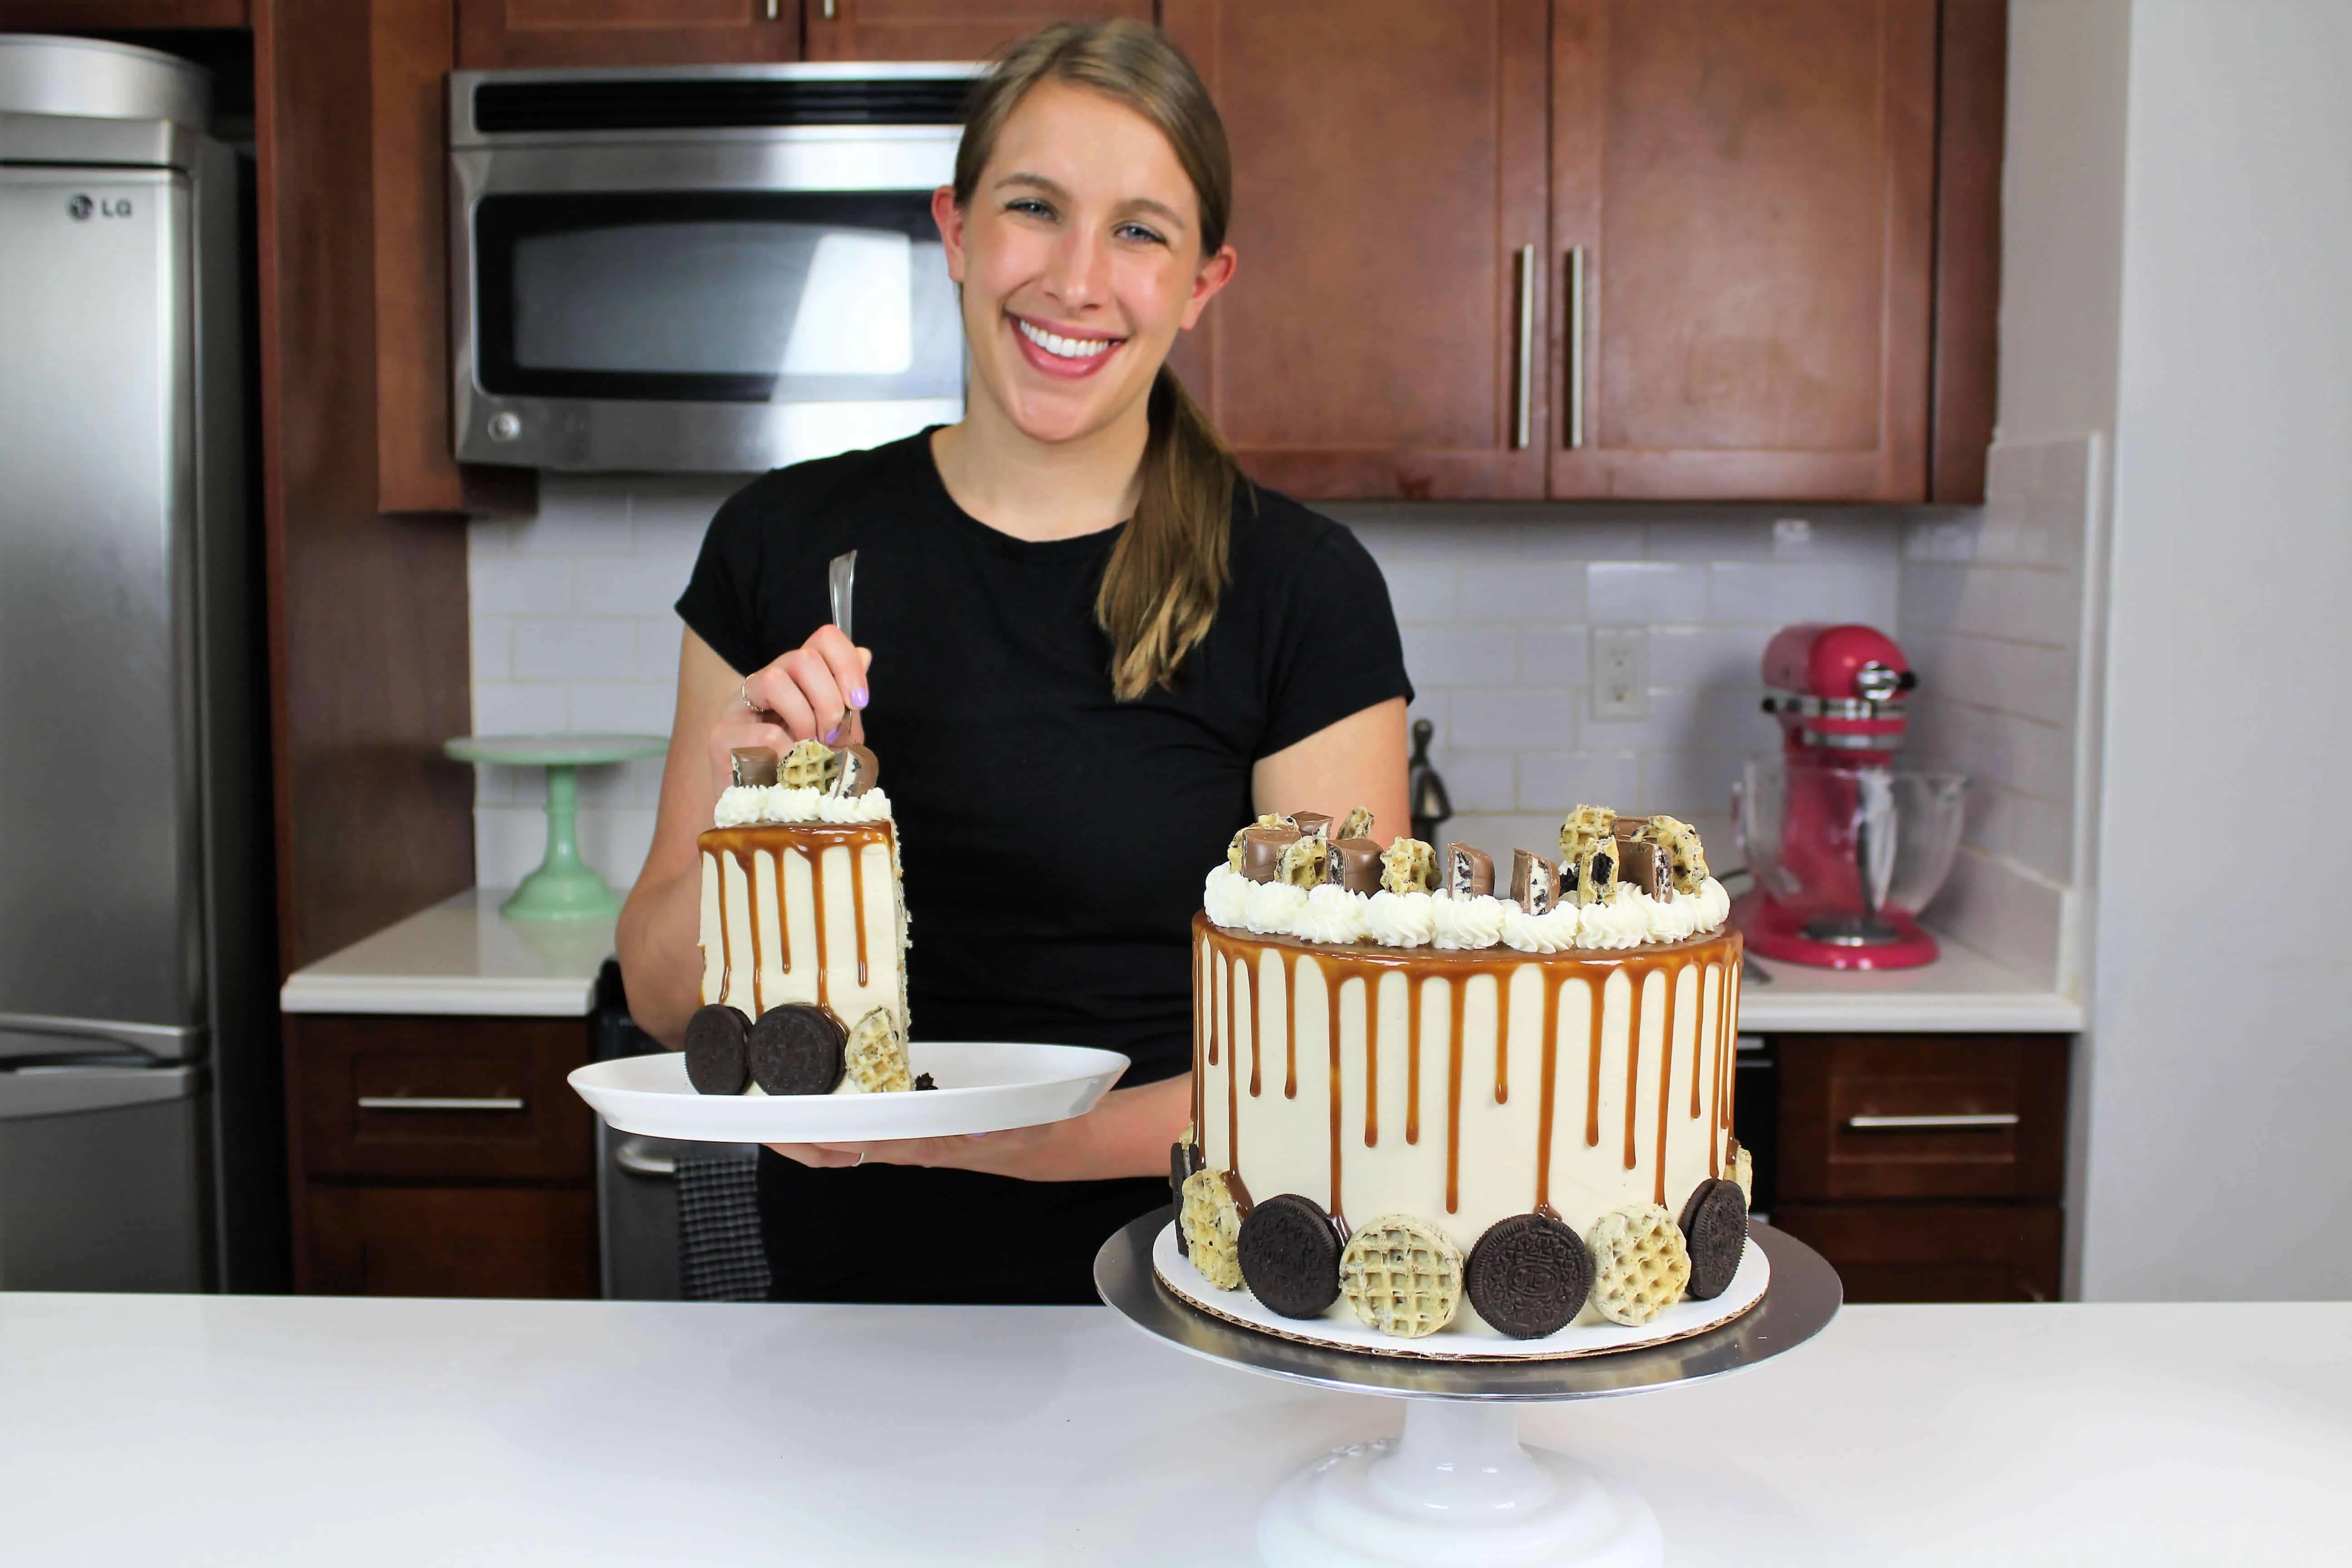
1095;1215;1840;1568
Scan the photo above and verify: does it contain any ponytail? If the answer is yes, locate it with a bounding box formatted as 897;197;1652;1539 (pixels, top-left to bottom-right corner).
956;20;1241;697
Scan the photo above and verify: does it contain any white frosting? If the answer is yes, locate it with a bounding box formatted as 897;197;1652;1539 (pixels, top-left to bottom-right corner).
1500;902;1581;953
712;783;892;828
1294;882;1374;945
1362;889;1437;949
1197;863;1731;952
1430;892;1509;951
1203;863;1254;930
1573;886;1652;950
1242;880;1309;935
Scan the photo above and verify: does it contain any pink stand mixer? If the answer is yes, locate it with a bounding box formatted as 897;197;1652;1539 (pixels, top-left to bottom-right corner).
1731;623;1966;970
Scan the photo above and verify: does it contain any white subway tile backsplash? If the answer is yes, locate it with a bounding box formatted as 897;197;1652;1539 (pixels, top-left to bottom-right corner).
1439;750;1517;814
1587;561;1709;624
512;618;639;683
1707;560;1898;627
471;680;566;736
1400;624;1518;688
1450;686;1580;751
470;617;511;684
566;681;674;736
573;554;692;619
1517;624;1591;686
1645;624;1763;689
1515;750;1641;813
1457;559;1584;624
469;554;575;617
1381;559;1457;623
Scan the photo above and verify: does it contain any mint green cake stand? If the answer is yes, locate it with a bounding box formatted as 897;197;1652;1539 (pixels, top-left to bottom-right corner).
445;734;670;921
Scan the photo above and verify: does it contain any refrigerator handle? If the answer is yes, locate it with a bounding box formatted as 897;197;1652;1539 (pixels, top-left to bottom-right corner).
0;1063;202;1122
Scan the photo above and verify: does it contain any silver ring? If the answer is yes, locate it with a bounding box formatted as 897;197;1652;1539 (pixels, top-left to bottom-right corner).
853;1151;867;1168
739;680;757;713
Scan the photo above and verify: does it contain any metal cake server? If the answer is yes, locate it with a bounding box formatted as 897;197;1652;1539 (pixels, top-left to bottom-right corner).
828;550;857;643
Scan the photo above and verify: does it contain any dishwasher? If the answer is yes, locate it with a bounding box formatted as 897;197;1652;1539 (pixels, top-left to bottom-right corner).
589;966;768;1301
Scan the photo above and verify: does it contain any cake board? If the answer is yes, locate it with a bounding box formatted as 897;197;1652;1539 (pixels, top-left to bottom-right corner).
1095;1212;1840;1567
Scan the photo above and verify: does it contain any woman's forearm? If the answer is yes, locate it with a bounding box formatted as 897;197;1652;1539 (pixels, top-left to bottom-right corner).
616;863;704;1048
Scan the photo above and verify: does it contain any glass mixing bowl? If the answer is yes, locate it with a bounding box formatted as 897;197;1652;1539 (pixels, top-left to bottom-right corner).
1733;756;1968;927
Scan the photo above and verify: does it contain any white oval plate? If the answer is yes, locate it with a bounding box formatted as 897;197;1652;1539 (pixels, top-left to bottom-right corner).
568;1042;1129;1144
1152;1220;1768;1360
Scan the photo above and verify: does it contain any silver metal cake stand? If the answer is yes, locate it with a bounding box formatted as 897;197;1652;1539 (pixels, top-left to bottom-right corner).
1096;1214;1841;1568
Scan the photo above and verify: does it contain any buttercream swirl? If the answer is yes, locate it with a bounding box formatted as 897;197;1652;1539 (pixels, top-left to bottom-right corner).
1430;892;1509;951
1362;889;1437;949
1243;879;1310;936
1500;902;1582;953
1203;863;1254;930
712;784;892;828
1573;886;1651;950
1294;882;1374;945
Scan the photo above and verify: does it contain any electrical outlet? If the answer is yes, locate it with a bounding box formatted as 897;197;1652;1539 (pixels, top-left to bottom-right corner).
1590;627;1648;720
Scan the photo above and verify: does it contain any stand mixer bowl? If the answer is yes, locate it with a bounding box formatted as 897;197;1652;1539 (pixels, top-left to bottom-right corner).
1734;757;1967;961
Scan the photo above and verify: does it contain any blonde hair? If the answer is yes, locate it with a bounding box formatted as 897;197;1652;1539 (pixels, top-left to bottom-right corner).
956;20;1245;699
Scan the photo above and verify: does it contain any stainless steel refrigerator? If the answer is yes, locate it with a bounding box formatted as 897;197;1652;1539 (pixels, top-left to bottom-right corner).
0;35;281;1291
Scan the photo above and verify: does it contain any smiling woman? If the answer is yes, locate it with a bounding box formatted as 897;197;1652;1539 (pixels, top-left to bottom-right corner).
616;20;1415;1306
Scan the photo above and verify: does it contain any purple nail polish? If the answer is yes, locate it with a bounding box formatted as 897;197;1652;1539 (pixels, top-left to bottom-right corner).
823;723;843;744
851;687;869;709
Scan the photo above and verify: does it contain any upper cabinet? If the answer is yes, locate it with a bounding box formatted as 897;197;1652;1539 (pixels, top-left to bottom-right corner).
1163;0;1552;501
806;0;1150;63
456;0;802;69
0;1;246;24
1551;0;1936;501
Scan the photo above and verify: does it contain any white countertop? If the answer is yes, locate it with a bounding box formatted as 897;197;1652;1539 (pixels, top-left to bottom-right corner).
0;1292;2340;1564
279;889;614;1017
1737;931;2082;1033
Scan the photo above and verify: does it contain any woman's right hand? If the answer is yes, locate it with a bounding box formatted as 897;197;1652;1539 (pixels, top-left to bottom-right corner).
705;623;872;802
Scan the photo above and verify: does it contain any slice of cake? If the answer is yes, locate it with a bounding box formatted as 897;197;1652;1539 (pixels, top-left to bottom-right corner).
683;740;917;1097
1179;805;1749;1343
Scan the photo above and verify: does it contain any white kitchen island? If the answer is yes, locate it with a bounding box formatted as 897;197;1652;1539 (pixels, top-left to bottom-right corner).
1;1293;2340;1565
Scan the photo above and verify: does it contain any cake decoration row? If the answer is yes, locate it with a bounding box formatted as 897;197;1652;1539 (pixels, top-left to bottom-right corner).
1171;1132;1754;1341
1204;805;1731;951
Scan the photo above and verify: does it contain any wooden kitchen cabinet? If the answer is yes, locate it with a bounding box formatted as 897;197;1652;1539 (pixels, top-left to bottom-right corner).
285;1014;599;1298
1163;0;1551;501
1549;0;1939;501
805;0;1148;63
1768;1033;2070;1303
456;0;800;69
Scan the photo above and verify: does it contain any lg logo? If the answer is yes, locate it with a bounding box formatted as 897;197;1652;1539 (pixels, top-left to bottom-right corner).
66;195;133;221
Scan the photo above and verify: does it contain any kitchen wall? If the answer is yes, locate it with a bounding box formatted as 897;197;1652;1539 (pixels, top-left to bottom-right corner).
466;487;1905;894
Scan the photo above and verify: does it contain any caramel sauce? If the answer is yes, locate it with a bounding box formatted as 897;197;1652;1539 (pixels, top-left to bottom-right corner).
729;849;762;1015
1493;973;1509;1106
1191;916;1742;1231
1284;950;1300;1100
707;851;732;1005
700;823;894;1023
850;849;869;986
1191;936;1206;1142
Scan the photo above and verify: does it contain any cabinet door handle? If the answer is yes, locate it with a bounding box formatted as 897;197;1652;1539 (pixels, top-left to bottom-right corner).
615;1140;677;1179
1564;246;1587;449
1845;1112;2019;1131
357;1095;526;1112
1511;245;1536;450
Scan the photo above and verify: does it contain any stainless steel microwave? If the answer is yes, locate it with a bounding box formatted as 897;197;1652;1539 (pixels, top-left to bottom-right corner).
449;64;975;473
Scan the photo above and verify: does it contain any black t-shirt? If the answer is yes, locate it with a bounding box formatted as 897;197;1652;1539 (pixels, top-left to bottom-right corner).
676;431;1411;1302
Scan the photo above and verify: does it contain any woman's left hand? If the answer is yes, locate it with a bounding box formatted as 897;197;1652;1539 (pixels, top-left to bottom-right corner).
767;1073;1191;1185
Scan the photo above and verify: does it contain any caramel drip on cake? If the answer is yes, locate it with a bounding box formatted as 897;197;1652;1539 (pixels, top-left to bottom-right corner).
1446;980;1465;1212
850;851;869;986
1248;953;1262;1098
1326;974;1344;1212
1364;979;1380;1147
1691;964;1707;1119
709;851;732;1004
807;846;829;1013
1584;978;1606;1147
1536;973;1561;1209
1654;960;1681;1204
1623;969;1646;1171
1191;937;1205;1140
1494;981;1509;1106
1406;977;1425;1145
730;849;762;1014
1284;950;1300;1100
1226;952;1243;1166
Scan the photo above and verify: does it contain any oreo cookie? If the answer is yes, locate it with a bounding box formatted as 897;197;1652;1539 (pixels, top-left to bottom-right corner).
1464;1211;1595;1339
1170;1140;1206;1257
1236;1193;1347;1319
746;1003;847;1096
682;1004;750;1096
1678;1177;1749;1300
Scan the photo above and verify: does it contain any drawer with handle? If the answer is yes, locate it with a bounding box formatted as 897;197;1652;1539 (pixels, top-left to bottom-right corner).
1775;1034;2069;1202
289;1015;594;1181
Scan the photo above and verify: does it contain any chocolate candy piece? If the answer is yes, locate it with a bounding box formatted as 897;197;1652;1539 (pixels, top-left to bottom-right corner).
746;1003;846;1096
828;743;879;797
683;1004;751;1095
1170;1139;1206;1257
1616;837;1673;901
780;738;835;789
1338;806;1375;842
1465;1211;1595;1339
1379;837;1438;895
1677;1177;1748;1300
1446;842;1494;899
1277;834;1328;888
1290;811;1334;841
1228;813;1297;873
1324;837;1386;894
1510;848;1560;914
730;748;779;789
1240;825;1302;884
913;1072;937;1091
1237;1193;1348;1319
